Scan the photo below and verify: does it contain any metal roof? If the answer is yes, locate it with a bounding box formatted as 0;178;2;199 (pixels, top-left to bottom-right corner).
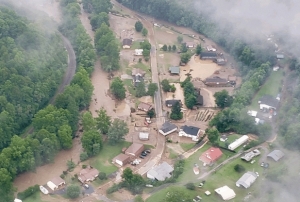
236;172;257;188
267;150;284;161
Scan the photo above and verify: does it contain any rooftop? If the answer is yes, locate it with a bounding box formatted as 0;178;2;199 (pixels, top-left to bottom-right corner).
160;122;177;133
122;38;132;46
236;172;257;188
267;150;284;161
147;161;174;181
79;167;99;182
137;102;152;111
200;147;223;164
205;76;228;83
114;153;130;162
215;185;236;200
165;99;181;106
259;95;279;108
125;143;144;155
169;66;180;74
200;52;218;58
180;125;200;136
50;176;65;186
241;149;261;161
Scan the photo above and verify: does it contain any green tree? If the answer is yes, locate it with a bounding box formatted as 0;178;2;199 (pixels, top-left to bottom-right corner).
90;12;109;30
142;28;148;36
67;159;76;170
110;77;126;100
95;107;111;134
161;79;171;92
58;125;73;149
177;35;183;43
180;52;191;63
122;168;145;194
135;21;143;32
147;83;158;96
82;111;96;131
168;45;172;51
134;195;144;202
136;81;146;98
107;119;129;145
147;108;156;118
81;130;102;156
206;128;220;145
170;84;176;92
185;183;195;190
185;94;197;109
98;172;107;180
142;49;150;58
162;44;167;51
234;164;245;173
66;184;81;199
214;90;233;108
80;152;89;161
170;101;183;120
195;44;202;55
0;168;13;202
172;44;177;52
180;43;188;53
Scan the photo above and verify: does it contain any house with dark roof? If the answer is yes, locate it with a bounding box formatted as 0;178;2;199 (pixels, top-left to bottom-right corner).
194;88;203;105
159;122;177;136
267;150;284;161
258;95;279;110
200;52;218;60
169;66;180;75
132;68;146;86
179;125;201;141
200;147;223;165
147;162;174;181
165;99;181;107
204;76;228;87
122;38;132;49
236;172;257;189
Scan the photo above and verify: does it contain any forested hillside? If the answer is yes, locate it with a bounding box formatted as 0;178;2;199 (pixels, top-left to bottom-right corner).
117;0;275;140
0;1;96;200
0;7;67;149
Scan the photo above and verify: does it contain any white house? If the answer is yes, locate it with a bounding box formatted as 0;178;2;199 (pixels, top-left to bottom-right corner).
178;125;201;141
247;110;257;117
134;49;143;56
215;186;236;201
228;135;249;151
46;177;65;191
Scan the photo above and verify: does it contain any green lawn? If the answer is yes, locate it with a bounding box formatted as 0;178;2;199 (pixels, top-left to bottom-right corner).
23;192;45;202
146;186;199;202
177;143;211;182
123;79;136;96
131;41;141;49
167;148;179;159
218;134;241;148
89;141;131;175
180;143;195;152
133;63;151;77
249;69;284;110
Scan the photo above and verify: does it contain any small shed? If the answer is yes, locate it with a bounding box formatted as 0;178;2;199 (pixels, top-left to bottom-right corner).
135;49;143;56
125;143;144;157
137;102;153;112
169;66;180;74
122;38;132;49
139;132;149;140
46;177;65;191
215;186;236;201
113;153;131;166
185;41;195;48
236;171;257;188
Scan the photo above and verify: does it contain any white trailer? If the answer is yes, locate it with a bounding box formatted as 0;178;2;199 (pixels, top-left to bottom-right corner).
228;135;249;150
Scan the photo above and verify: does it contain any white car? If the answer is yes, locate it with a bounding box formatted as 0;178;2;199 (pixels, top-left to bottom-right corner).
255;172;259;177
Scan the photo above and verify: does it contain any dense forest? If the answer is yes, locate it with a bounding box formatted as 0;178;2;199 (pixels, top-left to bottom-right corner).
117;0;275;141
0;0;96;200
0;7;67;149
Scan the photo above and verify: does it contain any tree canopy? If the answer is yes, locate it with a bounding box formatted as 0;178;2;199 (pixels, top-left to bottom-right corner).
214;90;233;108
107;119;129;145
110;77;126;100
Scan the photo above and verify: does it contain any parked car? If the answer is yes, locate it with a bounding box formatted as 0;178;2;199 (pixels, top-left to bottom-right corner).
139;155;145;159
84;184;89;189
145;149;151;154
141;152;147;156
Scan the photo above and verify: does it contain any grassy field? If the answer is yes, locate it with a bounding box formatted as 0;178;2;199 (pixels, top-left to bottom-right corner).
249;69;284;110
218;134;241;148
177;143;211;182
146;186;199;202
23;193;45;202
123;79;136;96
180;142;195;152
167;148;179;159
133;62;151;77
146;154;265;202
89;141;131;175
